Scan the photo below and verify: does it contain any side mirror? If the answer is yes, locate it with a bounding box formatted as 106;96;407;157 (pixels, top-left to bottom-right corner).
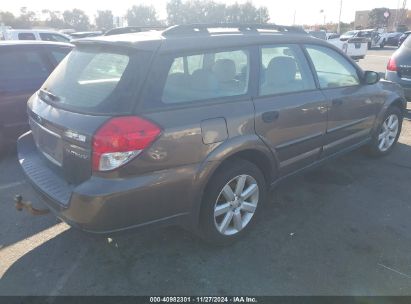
363;70;380;85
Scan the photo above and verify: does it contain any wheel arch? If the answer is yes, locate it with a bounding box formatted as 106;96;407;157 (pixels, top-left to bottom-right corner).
188;135;278;229
372;95;406;134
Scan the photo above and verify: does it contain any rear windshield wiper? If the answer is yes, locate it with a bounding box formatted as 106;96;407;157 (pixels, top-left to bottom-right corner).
39;89;61;103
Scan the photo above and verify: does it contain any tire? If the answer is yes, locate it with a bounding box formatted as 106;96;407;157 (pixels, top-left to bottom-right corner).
380;40;385;49
199;158;267;245
367;42;372;49
367;106;403;157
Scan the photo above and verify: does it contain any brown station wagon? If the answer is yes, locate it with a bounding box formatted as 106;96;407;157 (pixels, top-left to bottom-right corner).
17;24;406;244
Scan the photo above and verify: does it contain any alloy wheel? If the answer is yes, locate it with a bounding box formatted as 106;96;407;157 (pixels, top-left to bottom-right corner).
213;174;259;236
378;114;399;152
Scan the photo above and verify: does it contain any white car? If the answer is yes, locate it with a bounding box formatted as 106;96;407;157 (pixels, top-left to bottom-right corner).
327;36;368;61
0;29;70;43
341;29;389;49
308;30;368;61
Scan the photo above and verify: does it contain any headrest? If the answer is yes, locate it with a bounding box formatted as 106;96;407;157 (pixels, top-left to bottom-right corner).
212;59;236;82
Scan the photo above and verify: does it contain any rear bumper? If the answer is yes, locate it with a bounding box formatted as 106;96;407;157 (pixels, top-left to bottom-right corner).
385;71;411;99
18;131;202;234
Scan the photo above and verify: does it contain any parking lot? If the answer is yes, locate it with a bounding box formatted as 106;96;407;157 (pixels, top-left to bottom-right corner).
1;46;411;296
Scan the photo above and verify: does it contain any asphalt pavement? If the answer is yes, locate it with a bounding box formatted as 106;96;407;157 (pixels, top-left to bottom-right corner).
1;47;411;296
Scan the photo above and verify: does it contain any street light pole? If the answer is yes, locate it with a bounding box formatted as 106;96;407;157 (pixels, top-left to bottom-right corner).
337;0;343;34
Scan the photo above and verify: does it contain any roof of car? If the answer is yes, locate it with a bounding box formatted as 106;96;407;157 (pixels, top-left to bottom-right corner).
74;24;325;53
0;40;73;47
5;29;65;34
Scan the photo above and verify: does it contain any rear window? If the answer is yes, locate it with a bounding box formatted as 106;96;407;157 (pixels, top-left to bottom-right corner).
41;46;151;114
403;35;411;48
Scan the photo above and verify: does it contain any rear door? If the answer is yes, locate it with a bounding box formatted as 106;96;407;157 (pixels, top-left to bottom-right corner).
253;44;328;176
304;44;380;156
0;45;53;138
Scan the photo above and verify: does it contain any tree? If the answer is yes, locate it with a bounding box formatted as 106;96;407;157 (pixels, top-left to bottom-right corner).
14;7;37;28
167;0;184;25
96;10;113;31
225;2;269;23
42;10;66;29
126;5;159;26
166;0;270;25
63;9;90;31
0;11;16;26
368;7;390;28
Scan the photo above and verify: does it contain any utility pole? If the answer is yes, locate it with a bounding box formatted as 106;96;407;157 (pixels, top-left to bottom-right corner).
293;9;296;25
337;0;343;34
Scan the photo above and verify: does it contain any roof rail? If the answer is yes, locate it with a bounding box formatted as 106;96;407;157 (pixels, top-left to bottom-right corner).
162;23;306;36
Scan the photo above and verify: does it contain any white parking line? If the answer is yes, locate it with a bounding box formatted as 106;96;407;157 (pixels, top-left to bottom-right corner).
0;181;25;191
366;55;391;58
0;222;70;279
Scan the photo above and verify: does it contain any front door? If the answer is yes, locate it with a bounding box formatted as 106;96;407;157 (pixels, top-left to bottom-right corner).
304;44;380;156
253;44;328;176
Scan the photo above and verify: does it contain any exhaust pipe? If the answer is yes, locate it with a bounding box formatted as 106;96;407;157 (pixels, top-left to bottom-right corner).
14;194;50;216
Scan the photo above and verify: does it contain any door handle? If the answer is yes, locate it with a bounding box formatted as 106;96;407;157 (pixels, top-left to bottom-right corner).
332;99;344;106
262;111;279;123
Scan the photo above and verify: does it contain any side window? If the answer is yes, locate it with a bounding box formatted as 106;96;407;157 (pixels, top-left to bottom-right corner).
259;45;316;96
306;45;360;88
0;49;50;93
40;33;70;43
162;49;249;104
18;33;36;40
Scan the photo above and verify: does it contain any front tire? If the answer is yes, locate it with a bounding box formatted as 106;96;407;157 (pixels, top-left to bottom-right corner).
368;106;403;157
199;158;267;245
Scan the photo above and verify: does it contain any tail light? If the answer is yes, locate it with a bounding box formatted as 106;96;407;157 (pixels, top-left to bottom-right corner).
92;116;161;172
387;57;398;71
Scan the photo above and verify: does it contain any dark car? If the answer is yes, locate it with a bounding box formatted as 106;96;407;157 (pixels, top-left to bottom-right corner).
0;41;72;153
386;32;403;46
386;35;411;99
398;31;411;46
17;24;406;244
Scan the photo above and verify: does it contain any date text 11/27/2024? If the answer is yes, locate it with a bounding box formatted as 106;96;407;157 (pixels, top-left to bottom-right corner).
149;297;258;303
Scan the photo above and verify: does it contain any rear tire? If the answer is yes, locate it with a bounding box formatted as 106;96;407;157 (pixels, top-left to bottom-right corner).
199;158;267;245
367;106;403;157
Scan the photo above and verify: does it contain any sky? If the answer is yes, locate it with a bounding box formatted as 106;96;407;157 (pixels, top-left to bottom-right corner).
1;0;407;25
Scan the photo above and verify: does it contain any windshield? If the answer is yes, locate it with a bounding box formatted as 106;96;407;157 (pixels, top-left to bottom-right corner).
41;45;150;114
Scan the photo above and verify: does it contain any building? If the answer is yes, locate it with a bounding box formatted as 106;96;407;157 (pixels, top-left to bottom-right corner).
354;9;411;31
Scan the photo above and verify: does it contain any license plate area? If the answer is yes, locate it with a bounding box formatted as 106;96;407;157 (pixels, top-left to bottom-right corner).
30;118;63;166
